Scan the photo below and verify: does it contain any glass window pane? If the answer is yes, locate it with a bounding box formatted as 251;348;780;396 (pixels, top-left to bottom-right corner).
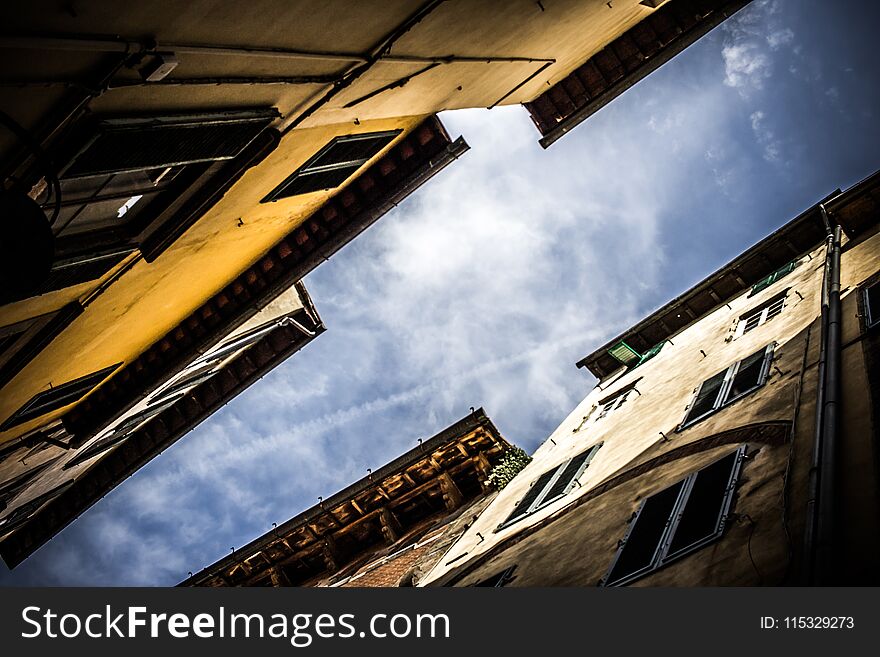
867;283;880;327
685;369;727;424
606;482;684;585
725;349;766;402
666;451;738;557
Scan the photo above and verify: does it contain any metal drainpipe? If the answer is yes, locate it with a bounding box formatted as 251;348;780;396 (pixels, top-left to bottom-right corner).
804;205;842;584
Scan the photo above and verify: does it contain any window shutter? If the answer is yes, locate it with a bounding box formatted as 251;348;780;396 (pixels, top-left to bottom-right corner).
683;369;727;425
604;446;746;586
662;448;743;560
749;260;797;297
0;481;73;533
262;130;401;201
64;393;186;470
62;110;279;178
500;469;556;527
607;341;641;365
541;451;590;502
604;482;685;586
0;363;120;431
724;347;768;403
636;342;664;366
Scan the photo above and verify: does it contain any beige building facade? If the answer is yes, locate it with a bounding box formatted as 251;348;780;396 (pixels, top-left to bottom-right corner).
422;171;880;587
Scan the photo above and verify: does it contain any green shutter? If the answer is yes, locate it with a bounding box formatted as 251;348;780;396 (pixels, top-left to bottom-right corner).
608;341;641;365
636;341;665;367
750;260;797;297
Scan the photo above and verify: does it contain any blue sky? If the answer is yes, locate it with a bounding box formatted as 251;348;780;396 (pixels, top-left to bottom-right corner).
2;0;878;586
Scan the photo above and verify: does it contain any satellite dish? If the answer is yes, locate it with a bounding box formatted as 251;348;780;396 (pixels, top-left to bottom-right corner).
0;189;54;302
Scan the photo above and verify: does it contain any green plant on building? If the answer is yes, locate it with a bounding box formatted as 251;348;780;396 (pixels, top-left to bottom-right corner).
487;446;532;490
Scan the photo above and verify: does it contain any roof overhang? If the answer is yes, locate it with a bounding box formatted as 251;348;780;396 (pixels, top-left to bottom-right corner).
525;0;752;148
180;408;510;587
577;168;880;379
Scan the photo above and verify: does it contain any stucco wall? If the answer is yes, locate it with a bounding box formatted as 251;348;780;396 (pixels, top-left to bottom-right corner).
422;226;880;586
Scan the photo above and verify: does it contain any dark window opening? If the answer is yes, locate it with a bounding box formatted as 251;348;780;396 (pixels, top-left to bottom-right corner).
0;326;27;360
603;447;745;586
60;110;280;179
0;363;121;431
261;130;401;202
0;462;54;511
63;393;185;470
866;281;880;328
0;480;73;533
606;482;684;585
0;303;84;389
2;249;134;306
498;444;602;530
43;168;184;238
680;345;774;429
665;452;739;558
726;349;766;402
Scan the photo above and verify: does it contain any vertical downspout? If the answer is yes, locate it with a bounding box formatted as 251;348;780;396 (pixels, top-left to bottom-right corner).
804;205;842;584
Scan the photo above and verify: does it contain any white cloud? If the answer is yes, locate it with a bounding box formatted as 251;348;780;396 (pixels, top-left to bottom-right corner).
766;27;794;50
721;0;796;94
722;42;772;90
749;110;783;163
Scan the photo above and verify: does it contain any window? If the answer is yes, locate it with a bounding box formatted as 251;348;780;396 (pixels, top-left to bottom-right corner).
0;363;121;431
150;363;218;403
0;462;55;511
0;480;73;533
49;109;279;238
865;280;880;329
679;345;774;429
63;393;184;470
61;110;280;179
498;443;602;530
194;317;288;366
0;305;83;389
602;446;745;586
749;260;798;297
606;340;665;369
473;566;517;587
595;379;641;420
597;394;628;419
261;130;401;201
735;292;787;337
